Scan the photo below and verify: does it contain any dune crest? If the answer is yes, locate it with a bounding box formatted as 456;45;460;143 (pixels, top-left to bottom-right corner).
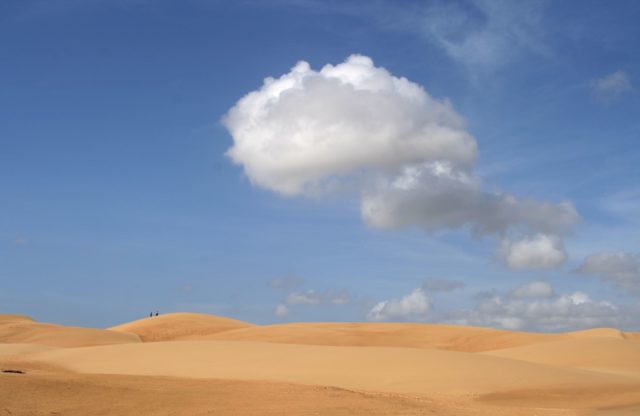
0;314;33;323
199;322;563;352
109;312;253;342
0;314;139;347
567;327;625;339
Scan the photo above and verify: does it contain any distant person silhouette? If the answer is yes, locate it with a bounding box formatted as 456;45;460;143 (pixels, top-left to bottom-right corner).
149;312;153;318
155;311;159;317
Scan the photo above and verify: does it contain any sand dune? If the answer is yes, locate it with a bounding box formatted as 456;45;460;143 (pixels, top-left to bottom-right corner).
0;314;140;347
109;312;252;341
200;321;561;351
567;327;626;339
484;337;640;377
2;312;640;415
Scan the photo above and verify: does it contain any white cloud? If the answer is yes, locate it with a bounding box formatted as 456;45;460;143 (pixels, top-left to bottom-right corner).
274;303;289;317
592;70;632;100
285;289;350;305
500;234;567;270
509;281;554;298
367;288;431;321
448;284;625;332
224;55;477;195
576;252;640;296
273;287;350;318
223;55;578;268
286;290;322;305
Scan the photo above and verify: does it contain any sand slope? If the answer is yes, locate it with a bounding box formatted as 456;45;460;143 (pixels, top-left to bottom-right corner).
2;371;575;416
483;337;640;377
0;314;139;347
27;340;640;397
108;312;253;341
200;322;562;351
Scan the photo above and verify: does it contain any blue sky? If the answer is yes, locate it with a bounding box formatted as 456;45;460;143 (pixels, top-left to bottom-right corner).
1;0;639;331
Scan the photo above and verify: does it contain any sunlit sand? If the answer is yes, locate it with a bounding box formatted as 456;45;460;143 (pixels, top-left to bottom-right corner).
2;312;639;415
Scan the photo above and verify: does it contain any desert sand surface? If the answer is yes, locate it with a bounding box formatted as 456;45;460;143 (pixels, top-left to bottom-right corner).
2;312;640;415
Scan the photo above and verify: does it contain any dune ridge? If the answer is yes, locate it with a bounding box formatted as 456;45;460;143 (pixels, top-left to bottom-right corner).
0;314;140;347
108;312;252;341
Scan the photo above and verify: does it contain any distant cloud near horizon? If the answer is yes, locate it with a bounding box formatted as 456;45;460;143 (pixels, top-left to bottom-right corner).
447;282;634;332
224;55;579;269
273;287;351;318
367;280;638;331
367;288;431;322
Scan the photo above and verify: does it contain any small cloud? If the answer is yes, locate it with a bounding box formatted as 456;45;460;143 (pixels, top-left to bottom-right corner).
274;303;289;318
285;289;350;305
592;70;632;101
367;288;430;322
509;281;554;299
500;234;567;270
273;286;351;318
422;279;465;292
575;251;640;296
286;290;321;305
268;276;305;290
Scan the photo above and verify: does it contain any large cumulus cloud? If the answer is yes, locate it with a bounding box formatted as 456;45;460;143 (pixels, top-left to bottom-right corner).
224;55;477;195
223;55;578;268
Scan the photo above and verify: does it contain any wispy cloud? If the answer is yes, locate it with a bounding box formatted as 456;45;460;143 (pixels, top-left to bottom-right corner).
592;70;633;101
262;0;551;74
419;0;550;72
285;289;350;305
